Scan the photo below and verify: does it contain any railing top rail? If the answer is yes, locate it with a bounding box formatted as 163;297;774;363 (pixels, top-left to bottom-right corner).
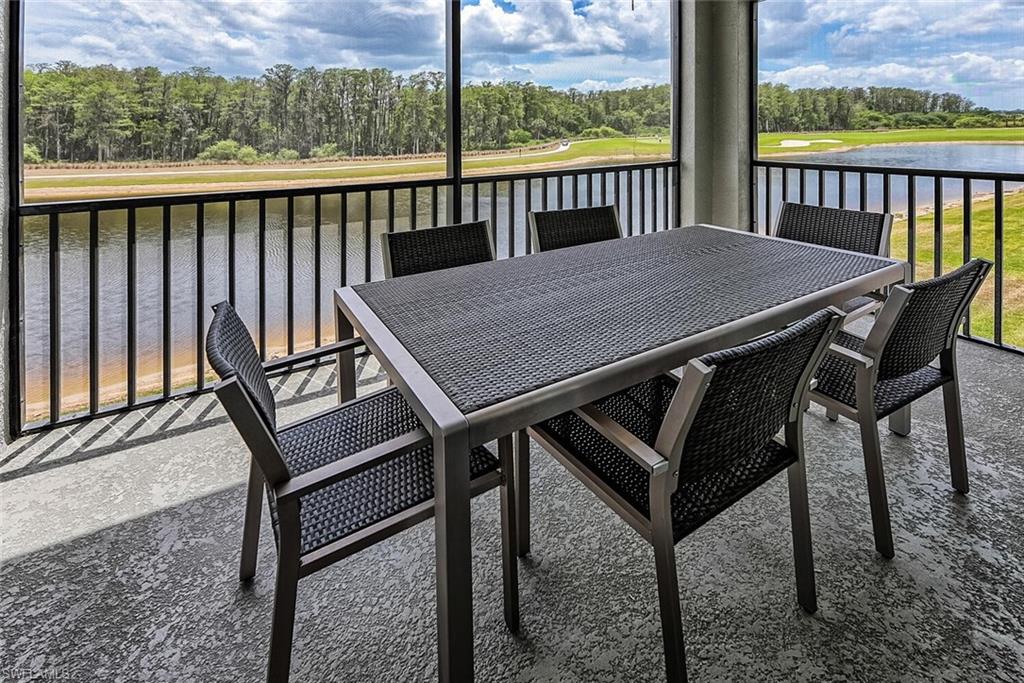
754;157;1024;184
18;159;677;217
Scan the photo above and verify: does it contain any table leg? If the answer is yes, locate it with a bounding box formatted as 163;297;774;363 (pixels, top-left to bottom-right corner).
434;426;474;682
335;304;356;404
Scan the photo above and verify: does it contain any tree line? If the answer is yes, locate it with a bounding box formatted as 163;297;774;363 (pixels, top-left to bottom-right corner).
757;82;1022;133
22;61;670;164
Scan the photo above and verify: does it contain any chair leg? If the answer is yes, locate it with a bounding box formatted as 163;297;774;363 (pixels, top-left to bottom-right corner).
888;405;911;437
267;549;300;683
240;457;264;582
825;408;838;422
942;379;969;494
859;413;895;559
786;462;817;614
515;429;531;558
498;435;520;632
651;516;687;682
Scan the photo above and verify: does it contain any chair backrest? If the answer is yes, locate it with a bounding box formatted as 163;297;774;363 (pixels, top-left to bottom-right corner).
656;309;841;483
528;205;622;252
774;202;892;256
870;258;992;380
382;220;494;278
207;301;277;434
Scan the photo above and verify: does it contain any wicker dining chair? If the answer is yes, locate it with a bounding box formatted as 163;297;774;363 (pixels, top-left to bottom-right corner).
807;258;992;559
528;308;843;682
528;204;623;253
382;219;495;278
774;202;893;322
207;301;518;683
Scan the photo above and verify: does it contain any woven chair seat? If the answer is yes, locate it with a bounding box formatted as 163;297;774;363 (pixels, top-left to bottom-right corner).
276;388;498;555
815;331;950;419
842;295;877;314
539;375;797;542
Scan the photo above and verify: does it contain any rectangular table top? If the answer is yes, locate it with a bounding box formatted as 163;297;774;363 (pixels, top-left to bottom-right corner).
352;225;898;416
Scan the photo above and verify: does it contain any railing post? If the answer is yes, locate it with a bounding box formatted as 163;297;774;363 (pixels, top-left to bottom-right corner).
445;0;462;225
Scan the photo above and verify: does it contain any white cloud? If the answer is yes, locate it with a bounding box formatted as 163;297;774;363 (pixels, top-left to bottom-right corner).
573;76;660;92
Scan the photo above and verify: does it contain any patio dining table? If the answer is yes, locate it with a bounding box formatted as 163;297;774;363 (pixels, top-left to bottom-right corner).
333;223;907;682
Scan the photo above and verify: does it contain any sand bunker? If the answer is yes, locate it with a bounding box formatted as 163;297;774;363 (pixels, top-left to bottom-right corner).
777;139;844;148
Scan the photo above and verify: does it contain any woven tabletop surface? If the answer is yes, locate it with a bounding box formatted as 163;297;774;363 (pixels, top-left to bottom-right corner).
353;225;894;414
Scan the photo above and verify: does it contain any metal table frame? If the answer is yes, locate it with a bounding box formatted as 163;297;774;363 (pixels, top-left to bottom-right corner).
333;224;908;681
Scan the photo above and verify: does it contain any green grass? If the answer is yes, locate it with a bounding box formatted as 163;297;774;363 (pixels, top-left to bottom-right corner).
24;137;672;198
889;189;1024;348
758;127;1023;156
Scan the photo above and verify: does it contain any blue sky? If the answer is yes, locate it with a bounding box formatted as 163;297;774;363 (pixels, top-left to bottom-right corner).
759;0;1024;110
22;0;1024;108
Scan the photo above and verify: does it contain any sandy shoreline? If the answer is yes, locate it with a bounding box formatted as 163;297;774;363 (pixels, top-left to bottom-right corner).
761;138;1024;158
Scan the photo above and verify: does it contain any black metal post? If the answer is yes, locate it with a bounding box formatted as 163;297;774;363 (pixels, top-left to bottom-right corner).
446;0;462;224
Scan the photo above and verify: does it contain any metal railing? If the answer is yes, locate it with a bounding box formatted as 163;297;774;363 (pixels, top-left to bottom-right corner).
754;158;1024;356
14;160;677;433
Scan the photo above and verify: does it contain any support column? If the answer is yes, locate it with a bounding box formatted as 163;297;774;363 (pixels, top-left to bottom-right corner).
678;0;753;230
1;0;15;444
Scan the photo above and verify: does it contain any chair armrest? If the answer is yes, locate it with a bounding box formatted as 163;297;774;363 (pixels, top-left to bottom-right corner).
574;403;668;474
275;427;430;503
826;343;874;369
263;338;364;373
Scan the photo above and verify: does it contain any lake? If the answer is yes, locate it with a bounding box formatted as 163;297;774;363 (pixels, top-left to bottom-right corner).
758;142;1024;227
20;142;1023;423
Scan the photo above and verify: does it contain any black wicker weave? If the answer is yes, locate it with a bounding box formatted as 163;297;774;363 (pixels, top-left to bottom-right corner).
539;309;834;541
530;205;622;252
207;301;277;431
355;225;893;414
875;259;990;380
277;388;498;554
206;301;499;550
383;220;493;278
776;202;889;255
815;330;950;418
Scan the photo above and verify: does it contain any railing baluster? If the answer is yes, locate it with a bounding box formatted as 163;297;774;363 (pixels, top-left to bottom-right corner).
196;203;205;390
587;173;594;207
431;185;439;226
89;210;99;413
963;178;972;335
340;192;348;288
817;169;824;207
994;180;1004;345
227;201;236;306
163;205;172;395
882;174;891;216
508;180;516;257
490;181;498;247
410;186;417;230
364;191;372;282
387;188;395;233
933;176;943;277
49;213;60;423
127;208;137;407
838;171;847;209
524;179;532;254
571;173;579;209
765;167;773;232
799;168;806;204
781;167;789;204
287;196;295;355
662;168;669;229
907;177;917;283
542;176;549;210
638;168;647;233
859;172;867;211
314;194;322;347
602;172;608;206
627;170;634;236
258;198;267;360
557;173;564;209
651;169;658;232
472;182;479;222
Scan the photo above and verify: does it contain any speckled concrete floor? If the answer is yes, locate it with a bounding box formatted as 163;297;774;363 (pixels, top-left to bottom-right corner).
1;341;1022;682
